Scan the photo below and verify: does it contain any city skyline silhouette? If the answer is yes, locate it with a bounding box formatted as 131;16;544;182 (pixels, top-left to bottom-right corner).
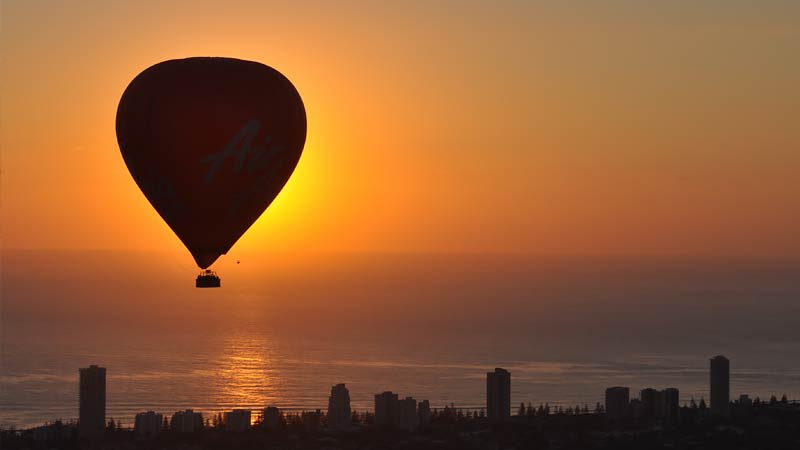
5;354;799;449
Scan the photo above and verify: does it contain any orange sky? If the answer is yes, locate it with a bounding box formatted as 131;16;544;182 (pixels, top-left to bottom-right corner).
2;1;799;261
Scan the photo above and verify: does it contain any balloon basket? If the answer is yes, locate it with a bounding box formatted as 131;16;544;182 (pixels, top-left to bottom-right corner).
196;270;221;288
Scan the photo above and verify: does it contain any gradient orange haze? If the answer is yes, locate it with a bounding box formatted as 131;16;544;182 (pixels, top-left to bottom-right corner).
2;1;799;261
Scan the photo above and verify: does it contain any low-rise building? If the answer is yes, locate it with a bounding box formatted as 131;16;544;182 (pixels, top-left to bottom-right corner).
225;409;251;432
263;406;282;430
134;411;162;437
171;409;203;433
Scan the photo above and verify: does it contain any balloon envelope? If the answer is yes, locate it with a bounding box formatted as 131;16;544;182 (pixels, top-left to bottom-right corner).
116;57;306;268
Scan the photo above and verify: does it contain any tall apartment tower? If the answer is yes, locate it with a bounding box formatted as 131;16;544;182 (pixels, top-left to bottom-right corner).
640;388;658;419
710;355;730;416
604;386;630;420
374;391;399;427
418;399;432;427
486;368;511;423
661;388;680;425
327;383;352;429
396;397;419;432
79;365;106;441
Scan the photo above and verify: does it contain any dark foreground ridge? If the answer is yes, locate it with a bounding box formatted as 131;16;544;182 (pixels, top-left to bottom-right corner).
3;401;800;450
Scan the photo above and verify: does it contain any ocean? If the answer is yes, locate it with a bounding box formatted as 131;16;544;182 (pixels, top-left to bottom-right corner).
2;250;799;428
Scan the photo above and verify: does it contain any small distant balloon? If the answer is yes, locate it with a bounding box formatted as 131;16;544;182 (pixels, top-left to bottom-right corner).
116;57;306;271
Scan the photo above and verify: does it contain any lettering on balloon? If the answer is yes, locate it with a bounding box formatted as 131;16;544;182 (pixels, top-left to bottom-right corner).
227;152;289;220
201;119;285;184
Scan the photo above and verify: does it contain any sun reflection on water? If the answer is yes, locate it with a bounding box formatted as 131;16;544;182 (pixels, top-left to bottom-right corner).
213;332;280;421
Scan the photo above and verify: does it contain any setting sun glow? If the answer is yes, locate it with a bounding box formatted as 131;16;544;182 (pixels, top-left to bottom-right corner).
2;1;798;263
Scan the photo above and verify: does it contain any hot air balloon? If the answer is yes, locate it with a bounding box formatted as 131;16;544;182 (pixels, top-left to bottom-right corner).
116;57;306;287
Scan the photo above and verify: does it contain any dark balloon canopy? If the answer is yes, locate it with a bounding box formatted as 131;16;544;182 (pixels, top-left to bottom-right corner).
116;57;306;269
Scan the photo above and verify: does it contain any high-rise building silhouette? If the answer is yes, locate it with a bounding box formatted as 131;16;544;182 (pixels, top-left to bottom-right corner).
374;391;399;427
396;397;419;432
134;411;163;437
604;386;630;420
327;383;352;429
486;368;511;423
640;388;658;419
710;355;730;417
374;391;423;430
418;399;431;427
79;365;106;441
661;388;680;425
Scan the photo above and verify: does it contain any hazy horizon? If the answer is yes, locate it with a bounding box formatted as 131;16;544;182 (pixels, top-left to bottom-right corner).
3;249;798;349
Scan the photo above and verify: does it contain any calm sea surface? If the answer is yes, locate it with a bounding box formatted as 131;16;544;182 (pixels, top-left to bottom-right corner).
2;251;799;428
